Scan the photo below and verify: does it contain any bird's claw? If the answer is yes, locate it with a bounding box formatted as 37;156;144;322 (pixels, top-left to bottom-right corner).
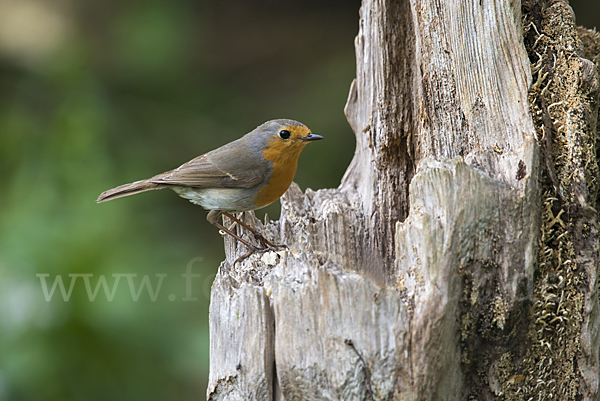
253;232;287;250
233;237;288;266
234;245;272;266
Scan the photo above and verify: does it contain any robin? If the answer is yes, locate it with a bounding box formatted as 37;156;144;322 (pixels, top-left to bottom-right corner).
97;119;323;261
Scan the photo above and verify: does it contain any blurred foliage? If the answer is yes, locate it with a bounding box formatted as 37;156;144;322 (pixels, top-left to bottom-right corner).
0;0;359;400
571;0;600;30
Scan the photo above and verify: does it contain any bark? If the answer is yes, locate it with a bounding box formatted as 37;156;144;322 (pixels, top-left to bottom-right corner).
207;0;600;400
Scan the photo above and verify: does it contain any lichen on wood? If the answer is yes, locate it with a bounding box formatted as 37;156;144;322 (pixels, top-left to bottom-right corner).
507;0;600;398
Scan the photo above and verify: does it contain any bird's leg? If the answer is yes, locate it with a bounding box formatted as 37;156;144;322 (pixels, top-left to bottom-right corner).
221;212;288;250
207;211;268;265
210;220;258;252
211;220;269;265
233;246;270;266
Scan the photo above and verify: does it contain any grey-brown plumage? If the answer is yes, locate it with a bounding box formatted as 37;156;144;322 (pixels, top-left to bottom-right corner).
97;119;323;263
95;145;269;204
96;179;166;203
96;120;282;204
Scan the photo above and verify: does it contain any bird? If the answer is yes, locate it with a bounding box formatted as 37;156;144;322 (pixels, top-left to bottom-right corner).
97;119;323;261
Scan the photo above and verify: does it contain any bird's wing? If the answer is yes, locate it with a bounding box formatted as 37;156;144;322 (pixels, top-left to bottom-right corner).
150;150;268;189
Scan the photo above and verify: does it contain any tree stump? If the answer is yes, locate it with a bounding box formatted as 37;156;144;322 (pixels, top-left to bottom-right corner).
207;0;600;399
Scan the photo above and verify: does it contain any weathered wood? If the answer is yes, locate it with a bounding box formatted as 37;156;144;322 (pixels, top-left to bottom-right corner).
207;0;600;399
207;273;274;400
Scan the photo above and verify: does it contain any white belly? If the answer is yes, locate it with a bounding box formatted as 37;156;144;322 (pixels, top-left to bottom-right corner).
171;186;258;213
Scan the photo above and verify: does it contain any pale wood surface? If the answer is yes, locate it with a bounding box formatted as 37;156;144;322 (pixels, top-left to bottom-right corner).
207;0;600;399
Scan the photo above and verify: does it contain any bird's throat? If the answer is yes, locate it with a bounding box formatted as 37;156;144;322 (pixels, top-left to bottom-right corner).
253;142;304;208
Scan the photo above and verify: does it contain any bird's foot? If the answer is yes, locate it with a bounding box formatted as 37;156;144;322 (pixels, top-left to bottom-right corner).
234;245;272;266
221;212;287;250
253;232;288;250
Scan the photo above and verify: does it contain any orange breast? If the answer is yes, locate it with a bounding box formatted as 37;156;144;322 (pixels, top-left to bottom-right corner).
253;139;304;208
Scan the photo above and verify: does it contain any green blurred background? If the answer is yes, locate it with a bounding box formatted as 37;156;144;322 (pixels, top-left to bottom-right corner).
0;1;598;400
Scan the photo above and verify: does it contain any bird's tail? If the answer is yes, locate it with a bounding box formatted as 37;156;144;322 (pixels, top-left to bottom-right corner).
97;179;167;203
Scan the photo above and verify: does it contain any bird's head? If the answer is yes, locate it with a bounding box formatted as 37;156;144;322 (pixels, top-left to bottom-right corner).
250;119;323;163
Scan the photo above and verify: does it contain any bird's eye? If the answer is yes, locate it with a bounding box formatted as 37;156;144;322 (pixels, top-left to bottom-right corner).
279;130;291;140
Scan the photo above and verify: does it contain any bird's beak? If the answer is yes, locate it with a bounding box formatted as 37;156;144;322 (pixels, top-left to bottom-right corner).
301;133;324;142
